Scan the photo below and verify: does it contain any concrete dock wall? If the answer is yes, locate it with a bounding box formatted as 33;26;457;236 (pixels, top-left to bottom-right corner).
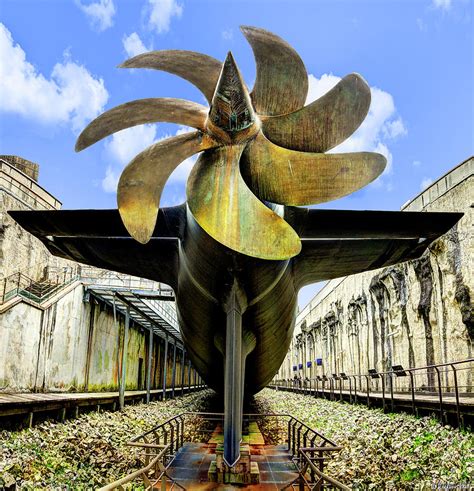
0;283;190;392
278;157;473;391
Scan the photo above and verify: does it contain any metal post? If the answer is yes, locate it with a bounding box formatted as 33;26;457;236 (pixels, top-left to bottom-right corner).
162;335;169;401
171;341;177;398
119;306;130;410
352;376;358;404
390;372;394;412
408;370;416;416
451;363;461;427
381;375;386;412
365;375;370;408
187;360;191;392
181;349;186;395
434;366;443;423
146;327;153;403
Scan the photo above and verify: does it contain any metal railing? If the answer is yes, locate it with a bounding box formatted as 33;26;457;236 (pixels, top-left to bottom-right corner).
98;443;184;491
0;264;175;306
101;411;347;490
47;265;173;294
0;270;75;304
283;448;349;490
273;358;474;427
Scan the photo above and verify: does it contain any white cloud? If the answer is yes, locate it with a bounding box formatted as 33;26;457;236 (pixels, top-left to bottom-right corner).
102;166;120;193
0;23;108;132
383;117;407;139
76;0;116;32
146;0;183;34
306;73;407;189
432;0;451;11
417;18;428;31
222;29;233;40
122;32;149;58
420;177;434;190
413;160;422;166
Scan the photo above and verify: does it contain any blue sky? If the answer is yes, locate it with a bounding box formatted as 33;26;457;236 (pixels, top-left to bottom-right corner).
0;0;472;308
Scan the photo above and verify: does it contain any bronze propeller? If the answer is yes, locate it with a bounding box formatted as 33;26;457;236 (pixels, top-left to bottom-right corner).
76;26;386;261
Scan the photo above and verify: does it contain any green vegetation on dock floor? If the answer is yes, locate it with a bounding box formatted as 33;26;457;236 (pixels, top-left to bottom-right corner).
0;391;213;489
254;389;473;489
0;388;472;489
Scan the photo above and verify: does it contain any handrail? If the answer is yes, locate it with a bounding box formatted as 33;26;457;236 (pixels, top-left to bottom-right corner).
291;447;351;491
273;357;474;427
103;410;347;490
0;264;175;307
0;271;74;304
131;411;340;449
98;443;184;491
376;357;474;375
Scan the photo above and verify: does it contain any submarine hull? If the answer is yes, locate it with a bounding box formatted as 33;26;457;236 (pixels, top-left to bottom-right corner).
176;211;297;394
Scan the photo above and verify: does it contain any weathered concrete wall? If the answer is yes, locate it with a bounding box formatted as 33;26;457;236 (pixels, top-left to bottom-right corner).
0;158;72;282
0;156;196;394
0;156;40;181
0;283;191;392
277;157;473;392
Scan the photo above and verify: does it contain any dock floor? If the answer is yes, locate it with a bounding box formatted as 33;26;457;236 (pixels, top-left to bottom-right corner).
167;442;298;490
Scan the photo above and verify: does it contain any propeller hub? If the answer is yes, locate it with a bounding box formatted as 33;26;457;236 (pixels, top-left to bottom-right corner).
206;52;260;144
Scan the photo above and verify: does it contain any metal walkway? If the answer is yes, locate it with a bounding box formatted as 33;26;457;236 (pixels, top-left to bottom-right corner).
85;284;180;342
0;386;204;427
0;266;205;427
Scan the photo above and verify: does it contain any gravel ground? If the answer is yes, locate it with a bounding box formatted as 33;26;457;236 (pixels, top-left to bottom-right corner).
1;388;472;490
254;388;474;490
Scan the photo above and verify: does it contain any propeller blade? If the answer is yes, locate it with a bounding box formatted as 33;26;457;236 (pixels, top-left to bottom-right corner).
261;73;371;153
241;133;386;206
76;98;208;151
240;26;308;116
187;145;301;260
119;50;222;103
118;131;217;244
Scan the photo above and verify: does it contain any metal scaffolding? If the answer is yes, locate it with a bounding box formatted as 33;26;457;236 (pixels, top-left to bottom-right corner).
83;282;192;407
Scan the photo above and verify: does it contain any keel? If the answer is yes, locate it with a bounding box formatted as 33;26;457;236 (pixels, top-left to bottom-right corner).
223;282;246;468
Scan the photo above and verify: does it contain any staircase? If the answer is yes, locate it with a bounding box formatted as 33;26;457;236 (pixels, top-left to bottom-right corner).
0;270;77;307
0;265;175;313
